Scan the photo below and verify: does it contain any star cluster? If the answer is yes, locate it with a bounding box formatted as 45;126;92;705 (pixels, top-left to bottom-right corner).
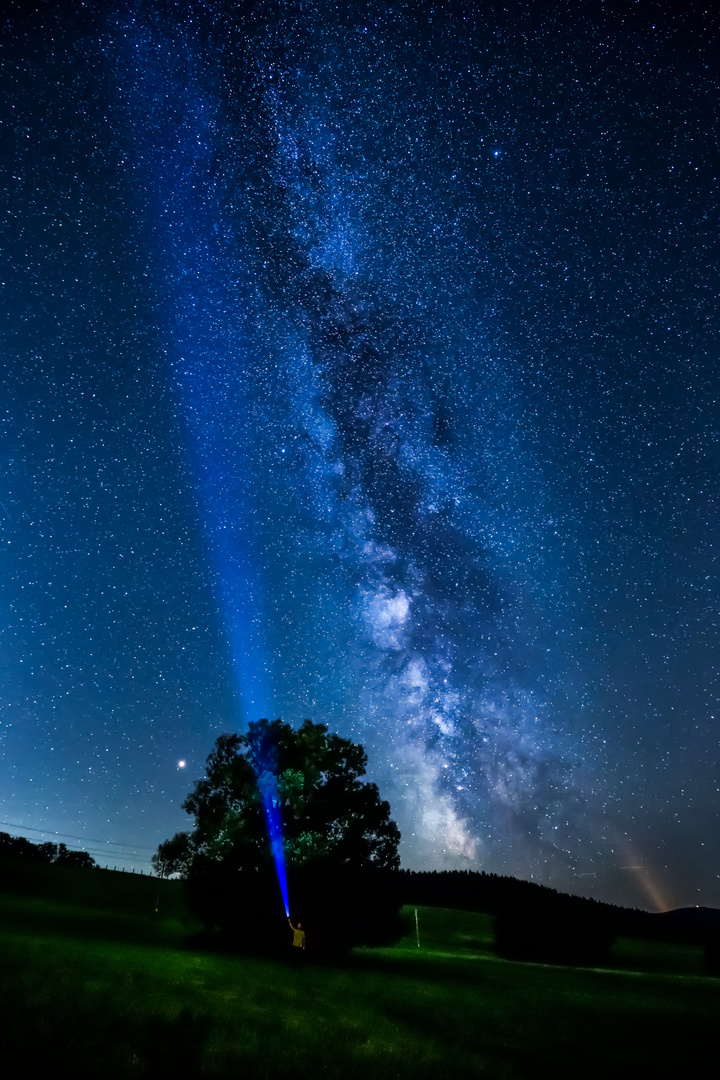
1;0;718;908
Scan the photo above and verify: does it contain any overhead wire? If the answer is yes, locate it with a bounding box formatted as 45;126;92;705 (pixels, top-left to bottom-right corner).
0;820;158;855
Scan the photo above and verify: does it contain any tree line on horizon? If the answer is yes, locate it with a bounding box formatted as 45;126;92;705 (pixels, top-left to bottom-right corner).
0;831;96;869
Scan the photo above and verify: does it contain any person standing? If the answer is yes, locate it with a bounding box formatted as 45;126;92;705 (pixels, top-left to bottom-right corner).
288;917;306;952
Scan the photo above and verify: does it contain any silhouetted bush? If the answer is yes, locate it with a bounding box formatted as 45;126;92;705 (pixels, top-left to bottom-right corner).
184;856;286;951
494;906;616;966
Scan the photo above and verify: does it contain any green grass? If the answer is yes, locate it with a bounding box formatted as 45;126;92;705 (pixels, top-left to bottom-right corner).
0;870;717;1078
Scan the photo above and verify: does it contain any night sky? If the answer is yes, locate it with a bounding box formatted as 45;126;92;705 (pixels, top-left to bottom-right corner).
1;0;718;910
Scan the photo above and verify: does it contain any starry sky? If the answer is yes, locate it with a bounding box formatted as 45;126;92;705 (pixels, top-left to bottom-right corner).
1;0;718;909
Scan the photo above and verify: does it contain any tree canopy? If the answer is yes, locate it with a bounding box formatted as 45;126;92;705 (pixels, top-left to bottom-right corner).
154;718;400;878
154;719;401;952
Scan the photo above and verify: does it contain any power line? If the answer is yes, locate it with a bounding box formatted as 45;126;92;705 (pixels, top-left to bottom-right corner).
79;846;153;860
0;821;158;852
0;832;150;862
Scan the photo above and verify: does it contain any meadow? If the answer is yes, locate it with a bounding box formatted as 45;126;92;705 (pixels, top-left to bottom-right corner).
0;864;717;1078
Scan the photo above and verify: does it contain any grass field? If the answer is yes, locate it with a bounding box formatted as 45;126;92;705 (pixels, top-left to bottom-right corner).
0;866;717;1078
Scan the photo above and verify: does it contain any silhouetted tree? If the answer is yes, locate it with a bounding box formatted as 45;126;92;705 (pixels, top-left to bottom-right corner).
157;719;401;952
54;844;95;869
152;832;194;878
0;832;96;868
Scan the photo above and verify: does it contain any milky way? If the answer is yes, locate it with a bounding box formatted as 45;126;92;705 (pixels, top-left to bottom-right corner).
1;1;718;908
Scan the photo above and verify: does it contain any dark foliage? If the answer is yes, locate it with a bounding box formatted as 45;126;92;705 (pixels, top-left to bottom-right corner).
0;832;95;869
159;719;402;953
152;832;194;879
493;907;616;966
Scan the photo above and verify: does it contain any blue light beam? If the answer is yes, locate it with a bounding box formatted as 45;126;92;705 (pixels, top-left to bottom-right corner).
113;25;275;726
257;770;290;918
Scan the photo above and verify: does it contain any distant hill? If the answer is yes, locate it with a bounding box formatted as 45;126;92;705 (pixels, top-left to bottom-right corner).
651;906;720;943
397;868;633;919
396;870;720;943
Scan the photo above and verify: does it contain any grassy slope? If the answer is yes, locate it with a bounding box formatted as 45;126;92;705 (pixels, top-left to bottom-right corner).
0;867;717;1079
